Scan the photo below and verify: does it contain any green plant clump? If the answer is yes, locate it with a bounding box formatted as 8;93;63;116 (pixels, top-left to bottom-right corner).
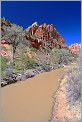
1;56;8;78
13;55;38;73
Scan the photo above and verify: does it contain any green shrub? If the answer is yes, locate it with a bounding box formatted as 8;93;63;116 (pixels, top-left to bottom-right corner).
51;48;76;65
13;55;38;73
1;56;8;71
50;47;61;65
36;51;51;66
30;47;38;52
1;56;8;78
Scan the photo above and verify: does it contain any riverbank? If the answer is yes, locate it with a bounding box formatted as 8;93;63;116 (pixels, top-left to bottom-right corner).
52;63;81;121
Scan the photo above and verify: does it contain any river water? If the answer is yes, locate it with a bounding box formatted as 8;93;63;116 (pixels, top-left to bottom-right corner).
1;68;65;121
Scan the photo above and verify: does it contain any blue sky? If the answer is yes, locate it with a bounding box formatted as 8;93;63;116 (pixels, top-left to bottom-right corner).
1;1;81;46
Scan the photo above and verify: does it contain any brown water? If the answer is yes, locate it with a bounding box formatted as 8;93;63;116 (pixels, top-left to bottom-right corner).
1;68;66;121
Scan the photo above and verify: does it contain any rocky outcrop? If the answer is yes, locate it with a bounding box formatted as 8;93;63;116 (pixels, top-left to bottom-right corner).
68;43;80;55
1;40;12;60
1;19;80;54
26;22;67;50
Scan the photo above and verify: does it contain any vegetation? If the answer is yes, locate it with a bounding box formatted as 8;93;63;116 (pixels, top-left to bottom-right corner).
36;47;76;69
1;18;29;64
51;47;77;67
13;55;38;73
1;18;79;83
1;56;8;78
30;47;38;52
12;44;38;73
65;65;81;106
1;56;8;71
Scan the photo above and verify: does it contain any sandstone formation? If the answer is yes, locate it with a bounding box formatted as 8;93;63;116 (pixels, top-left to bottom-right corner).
1;18;80;55
68;43;80;55
25;22;67;50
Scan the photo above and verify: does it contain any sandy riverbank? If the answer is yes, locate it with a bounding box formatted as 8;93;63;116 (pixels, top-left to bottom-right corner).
52;75;81;121
1;67;66;121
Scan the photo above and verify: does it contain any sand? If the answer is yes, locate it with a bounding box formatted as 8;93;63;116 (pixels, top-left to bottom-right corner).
52;75;81;121
1;68;66;121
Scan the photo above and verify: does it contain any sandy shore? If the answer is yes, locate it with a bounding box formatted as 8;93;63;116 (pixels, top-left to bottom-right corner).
52;63;81;121
1;68;66;121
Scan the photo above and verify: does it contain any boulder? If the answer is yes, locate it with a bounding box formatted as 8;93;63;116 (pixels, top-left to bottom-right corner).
1;80;7;87
24;69;35;78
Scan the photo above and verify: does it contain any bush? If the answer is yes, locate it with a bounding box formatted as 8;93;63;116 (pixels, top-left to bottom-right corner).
1;56;8;71
42;64;51;72
51;47;61;65
36;51;51;66
30;47;38;52
5;67;14;77
59;48;75;64
13;44;38;73
1;56;8;78
13;55;38;73
51;48;76;65
36;47;77;70
1;71;7;79
65;65;81;106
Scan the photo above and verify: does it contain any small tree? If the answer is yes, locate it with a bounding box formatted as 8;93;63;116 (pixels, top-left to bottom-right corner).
1;22;29;64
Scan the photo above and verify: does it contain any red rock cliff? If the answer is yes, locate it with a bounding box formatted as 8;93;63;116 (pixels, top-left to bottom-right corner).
26;22;67;50
68;43;80;55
